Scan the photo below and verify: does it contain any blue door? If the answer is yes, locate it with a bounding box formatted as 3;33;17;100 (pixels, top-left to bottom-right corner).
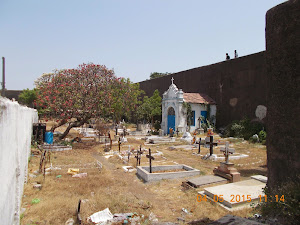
168;115;175;134
201;111;207;124
167;107;175;134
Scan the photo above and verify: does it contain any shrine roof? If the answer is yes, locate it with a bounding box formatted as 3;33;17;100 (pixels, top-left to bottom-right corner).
183;93;216;104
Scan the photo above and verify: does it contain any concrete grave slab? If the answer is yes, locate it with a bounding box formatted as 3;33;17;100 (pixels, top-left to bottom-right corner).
169;145;197;150
186;175;227;188
199;178;266;210
137;164;200;182
251;175;267;183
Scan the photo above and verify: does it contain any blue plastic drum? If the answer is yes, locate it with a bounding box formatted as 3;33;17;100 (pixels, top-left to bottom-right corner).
44;132;53;144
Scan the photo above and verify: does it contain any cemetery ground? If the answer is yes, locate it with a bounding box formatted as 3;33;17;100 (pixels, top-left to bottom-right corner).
21;124;267;224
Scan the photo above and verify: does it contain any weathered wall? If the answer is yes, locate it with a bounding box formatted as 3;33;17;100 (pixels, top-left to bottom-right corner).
0;97;38;225
266;0;300;189
139;51;267;127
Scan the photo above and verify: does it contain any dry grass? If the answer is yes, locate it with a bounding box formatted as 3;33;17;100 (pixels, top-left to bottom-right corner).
21;130;266;224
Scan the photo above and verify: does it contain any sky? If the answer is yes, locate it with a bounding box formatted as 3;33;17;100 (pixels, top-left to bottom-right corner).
1;0;287;90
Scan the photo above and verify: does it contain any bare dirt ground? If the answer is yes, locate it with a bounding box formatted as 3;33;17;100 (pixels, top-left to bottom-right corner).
21;125;267;224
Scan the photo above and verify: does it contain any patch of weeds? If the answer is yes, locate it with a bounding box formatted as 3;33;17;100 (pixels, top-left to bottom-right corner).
224;118;265;140
255;180;300;224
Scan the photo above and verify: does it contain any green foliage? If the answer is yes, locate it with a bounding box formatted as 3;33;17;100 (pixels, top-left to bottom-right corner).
224;118;265;140
182;102;193;130
110;78;143;123
256;180;300;224
137;90;162;126
18;88;37;107
259;130;267;141
154;120;161;131
150;72;170;79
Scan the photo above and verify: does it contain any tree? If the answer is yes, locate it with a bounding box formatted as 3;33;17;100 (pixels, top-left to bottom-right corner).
36;63;120;139
18;88;37;107
150;72;170;79
182;102;193;131
138;89;162;126
109;78;143;123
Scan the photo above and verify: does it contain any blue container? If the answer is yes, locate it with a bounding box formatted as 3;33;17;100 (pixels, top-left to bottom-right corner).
44;132;53;144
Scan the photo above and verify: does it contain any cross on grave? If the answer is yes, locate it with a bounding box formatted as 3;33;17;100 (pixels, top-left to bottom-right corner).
115;124;118;135
146;148;155;173
198;137;202;154
127;145;131;163
220;141;235;164
206;135;218;156
118;137;121;153
135;145;143;167
171;77;174;84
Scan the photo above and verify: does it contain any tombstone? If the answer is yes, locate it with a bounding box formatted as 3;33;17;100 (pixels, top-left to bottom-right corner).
146;148;155;173
220;141;235;164
213;141;240;182
181;132;193;144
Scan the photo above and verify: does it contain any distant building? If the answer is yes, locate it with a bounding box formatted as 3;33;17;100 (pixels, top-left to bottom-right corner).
0;90;22;101
161;78;216;134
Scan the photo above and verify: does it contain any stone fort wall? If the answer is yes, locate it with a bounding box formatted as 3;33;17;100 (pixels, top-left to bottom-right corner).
139;51;266;127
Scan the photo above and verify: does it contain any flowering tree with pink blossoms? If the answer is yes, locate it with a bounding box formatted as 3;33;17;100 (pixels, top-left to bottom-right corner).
36;63;141;139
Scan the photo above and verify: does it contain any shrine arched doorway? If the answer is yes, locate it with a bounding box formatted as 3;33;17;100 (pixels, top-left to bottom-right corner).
167;107;175;134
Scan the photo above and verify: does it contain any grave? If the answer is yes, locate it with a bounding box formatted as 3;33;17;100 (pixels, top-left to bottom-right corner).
43;144;72;151
185;175;227;188
202;153;249;161
213;141;240;182
198;176;267;210
181;132;193;143
169;145;197;151
146;136;176;144
137;164;200;182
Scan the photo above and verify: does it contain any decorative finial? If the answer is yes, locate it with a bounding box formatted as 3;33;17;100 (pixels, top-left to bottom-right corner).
171;77;174;84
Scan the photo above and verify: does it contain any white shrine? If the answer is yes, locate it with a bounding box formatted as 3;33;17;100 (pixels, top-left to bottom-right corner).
161;78;217;134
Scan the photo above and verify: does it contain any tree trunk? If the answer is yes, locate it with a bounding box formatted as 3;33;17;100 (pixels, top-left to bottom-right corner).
50;119;67;132
59;119;88;140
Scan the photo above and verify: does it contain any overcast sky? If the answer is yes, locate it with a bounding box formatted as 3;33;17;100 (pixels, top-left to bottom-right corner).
1;0;287;90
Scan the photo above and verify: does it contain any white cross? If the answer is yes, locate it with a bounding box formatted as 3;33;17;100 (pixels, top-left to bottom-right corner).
171;77;174;84
220;141;235;163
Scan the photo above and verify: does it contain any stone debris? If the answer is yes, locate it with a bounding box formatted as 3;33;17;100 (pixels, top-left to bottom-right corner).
72;173;87;178
65;218;75;225
33;184;42;189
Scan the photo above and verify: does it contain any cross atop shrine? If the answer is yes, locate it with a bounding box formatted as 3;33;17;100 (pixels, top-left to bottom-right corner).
220;141;235;163
171;77;174;84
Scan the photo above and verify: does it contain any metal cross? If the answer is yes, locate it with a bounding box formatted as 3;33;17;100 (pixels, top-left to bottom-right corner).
146;148;155;173
118;137;121;153
220;141;235;163
127;145;131;163
135;145;143;167
206;135;218;156
198;137;202;154
171;77;174;84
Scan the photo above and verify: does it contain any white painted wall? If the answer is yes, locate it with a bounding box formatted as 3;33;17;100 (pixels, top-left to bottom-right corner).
161;84;217;134
0;97;38;225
